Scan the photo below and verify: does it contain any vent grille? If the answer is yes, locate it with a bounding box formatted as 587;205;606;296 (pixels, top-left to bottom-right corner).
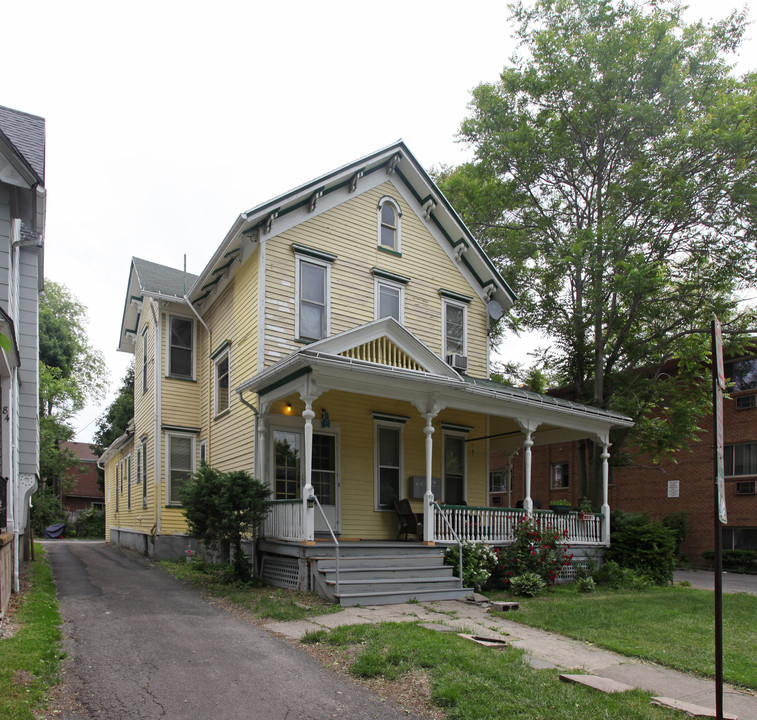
736;481;756;495
736;394;756;409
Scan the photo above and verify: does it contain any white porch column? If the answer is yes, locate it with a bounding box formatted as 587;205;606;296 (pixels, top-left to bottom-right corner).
601;443;611;545
522;432;534;515
422;413;435;544
302;400;316;544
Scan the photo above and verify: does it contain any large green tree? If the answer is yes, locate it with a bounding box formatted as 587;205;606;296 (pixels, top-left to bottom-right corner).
93;363;135;454
437;0;757;501
39;280;108;495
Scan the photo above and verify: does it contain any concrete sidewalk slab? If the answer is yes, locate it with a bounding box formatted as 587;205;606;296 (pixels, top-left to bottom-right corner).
263;598;757;719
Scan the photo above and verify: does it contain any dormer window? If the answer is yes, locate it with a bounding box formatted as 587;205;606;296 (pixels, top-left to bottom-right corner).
377;197;401;254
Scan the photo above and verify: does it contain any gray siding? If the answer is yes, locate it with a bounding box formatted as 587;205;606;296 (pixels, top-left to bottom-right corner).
0;188;10;310
17;248;39;476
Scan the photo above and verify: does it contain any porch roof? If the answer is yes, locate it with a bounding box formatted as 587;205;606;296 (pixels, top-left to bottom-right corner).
237;322;632;446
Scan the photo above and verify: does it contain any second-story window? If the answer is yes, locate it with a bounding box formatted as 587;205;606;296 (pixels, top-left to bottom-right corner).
169;316;193;378
377;197;401;253
443;299;466;357
297;259;329;341
376;280;403;322
142;326;149;393
215;349;230;416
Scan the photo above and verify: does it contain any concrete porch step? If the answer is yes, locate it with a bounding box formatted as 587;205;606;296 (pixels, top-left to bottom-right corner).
335;586;471;607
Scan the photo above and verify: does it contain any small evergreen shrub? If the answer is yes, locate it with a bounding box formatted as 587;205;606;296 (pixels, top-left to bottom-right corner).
662;512;688;557
493;516;573;588
595;560;651;589
606;520;676;585
444;541;497;591
70;506;105;538
701;549;757;573
509;572;546;596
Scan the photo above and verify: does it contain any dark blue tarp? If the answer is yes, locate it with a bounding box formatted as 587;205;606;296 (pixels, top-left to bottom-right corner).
44;523;66;538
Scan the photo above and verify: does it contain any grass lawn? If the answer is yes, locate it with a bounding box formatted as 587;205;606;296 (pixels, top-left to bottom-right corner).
159;558;342;621
0;544;63;720
488;583;757;689
302;622;684;720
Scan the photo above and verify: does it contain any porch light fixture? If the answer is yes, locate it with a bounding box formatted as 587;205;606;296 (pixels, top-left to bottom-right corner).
285;402;292;414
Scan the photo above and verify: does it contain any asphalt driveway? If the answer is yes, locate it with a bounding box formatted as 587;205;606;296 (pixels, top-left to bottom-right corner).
45;541;426;720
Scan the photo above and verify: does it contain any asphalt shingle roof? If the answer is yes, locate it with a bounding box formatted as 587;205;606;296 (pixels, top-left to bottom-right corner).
133;257;198;298
0;105;45;184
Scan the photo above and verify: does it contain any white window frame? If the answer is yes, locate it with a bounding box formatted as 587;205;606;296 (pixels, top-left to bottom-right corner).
127;454;132;510
295;256;331;342
214;346;231;417
142;326;149;393
374;278;404;323
442;430;467;505
115;462;120;512
141;437;148;508
167;314;195;380
166;432;196;506
374;415;406;511
442;298;467;358
199;439;207;466
377;196;402;254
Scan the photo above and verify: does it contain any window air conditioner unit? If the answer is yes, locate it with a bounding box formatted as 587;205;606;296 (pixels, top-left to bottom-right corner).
446;353;468;372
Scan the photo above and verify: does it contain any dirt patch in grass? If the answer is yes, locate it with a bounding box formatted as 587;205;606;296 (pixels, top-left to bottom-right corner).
301;641;444;720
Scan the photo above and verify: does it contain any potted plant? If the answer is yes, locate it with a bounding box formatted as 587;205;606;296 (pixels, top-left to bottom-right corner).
549;499;571;515
578;498;594;521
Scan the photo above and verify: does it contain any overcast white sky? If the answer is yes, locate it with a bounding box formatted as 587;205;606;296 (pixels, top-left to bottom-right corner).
3;0;755;442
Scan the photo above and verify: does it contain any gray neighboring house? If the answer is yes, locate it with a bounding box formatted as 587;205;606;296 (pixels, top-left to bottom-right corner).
0;104;45;608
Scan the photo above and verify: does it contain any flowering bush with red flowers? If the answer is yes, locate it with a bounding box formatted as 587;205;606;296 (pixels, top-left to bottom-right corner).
491;516;573;589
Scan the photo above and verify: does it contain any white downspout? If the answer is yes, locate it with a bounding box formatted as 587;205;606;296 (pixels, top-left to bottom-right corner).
151;301;162;537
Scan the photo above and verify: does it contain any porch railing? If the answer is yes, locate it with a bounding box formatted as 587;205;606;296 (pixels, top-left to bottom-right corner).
434;505;604;545
264;499;303;541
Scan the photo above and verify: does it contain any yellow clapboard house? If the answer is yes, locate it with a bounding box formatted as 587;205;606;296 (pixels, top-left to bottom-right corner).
102;142;632;605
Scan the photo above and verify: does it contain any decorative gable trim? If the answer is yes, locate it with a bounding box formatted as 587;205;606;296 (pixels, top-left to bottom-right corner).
340;337;426;372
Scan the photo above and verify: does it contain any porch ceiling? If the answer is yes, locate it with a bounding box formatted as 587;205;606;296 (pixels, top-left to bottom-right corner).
237;349;632;445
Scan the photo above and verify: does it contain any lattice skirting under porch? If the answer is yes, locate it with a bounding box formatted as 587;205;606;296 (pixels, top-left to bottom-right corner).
261;554;300;590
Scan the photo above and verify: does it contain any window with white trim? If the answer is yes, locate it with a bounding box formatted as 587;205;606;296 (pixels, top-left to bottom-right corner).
136;445;142;484
214;348;230;416
167;433;195;505
199;439;207;466
142;326;149;393
443;299;467;357
141;437;148;507
377;197;401;253
375;279;403;322
296;258;330;341
725;444;757;477
115;462;120;512
443;433;466;505
168;316;194;379
274;430;301;500
551;463;570;489
374;415;406;509
127;454;132;510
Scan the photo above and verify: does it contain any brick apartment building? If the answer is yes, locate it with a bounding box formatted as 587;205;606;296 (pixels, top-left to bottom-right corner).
60;441;104;515
490;354;757;563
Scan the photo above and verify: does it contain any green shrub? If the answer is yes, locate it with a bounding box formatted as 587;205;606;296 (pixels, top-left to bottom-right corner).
30;487;65;536
576;576;597;593
594;560;651;589
493;516;573;588
701;549;757;573
509;572;546;596
605;520;676;585
444;541;497;591
70;506;105;538
662;511;688;557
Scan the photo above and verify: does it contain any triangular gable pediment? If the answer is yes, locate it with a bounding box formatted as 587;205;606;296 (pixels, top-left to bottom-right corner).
301;317;459;378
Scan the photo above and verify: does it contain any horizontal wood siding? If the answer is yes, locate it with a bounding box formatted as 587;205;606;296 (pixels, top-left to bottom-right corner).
263;181;489;375
275;391;489;540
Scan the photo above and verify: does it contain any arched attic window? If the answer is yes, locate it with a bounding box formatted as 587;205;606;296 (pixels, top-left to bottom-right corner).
377;197;401;254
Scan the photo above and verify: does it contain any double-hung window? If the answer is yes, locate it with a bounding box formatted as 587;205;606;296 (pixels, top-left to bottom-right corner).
126;455;132;510
374;414;407;510
377;197;401;254
212;343;230;416
167;433;195;505
442;423;470;505
168;316;194;379
373;269;408;323
443;299;467;357
142;326;149;393
293;244;336;342
141;437;148;507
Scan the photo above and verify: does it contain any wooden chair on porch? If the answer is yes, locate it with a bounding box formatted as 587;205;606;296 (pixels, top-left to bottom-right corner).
393;499;423;541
